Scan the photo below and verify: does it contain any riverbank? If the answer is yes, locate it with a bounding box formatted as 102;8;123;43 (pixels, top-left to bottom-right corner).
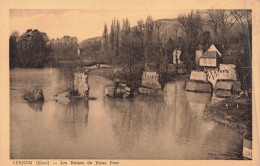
204;96;252;138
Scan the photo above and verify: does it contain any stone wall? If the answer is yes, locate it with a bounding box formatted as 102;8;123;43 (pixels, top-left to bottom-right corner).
219;64;236;72
218;64;237;80
190;70;207;82
185;80;212;93
74;72;89;97
142;71;161;89
218;70;237;80
204;64;237;86
215;81;233;90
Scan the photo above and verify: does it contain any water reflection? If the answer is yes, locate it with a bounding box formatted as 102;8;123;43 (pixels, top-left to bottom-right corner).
104;98;143;151
101;81;242;159
55;100;90;139
27;102;44;112
186;91;211;119
103;96;175;159
10;68;243;159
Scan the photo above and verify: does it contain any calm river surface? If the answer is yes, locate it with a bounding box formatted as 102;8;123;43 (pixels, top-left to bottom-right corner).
10;68;243;159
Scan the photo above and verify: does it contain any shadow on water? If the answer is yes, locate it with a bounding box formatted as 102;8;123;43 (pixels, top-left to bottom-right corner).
27;102;44;112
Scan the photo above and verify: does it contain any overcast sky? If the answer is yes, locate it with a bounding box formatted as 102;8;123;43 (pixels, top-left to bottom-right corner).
9;9;192;42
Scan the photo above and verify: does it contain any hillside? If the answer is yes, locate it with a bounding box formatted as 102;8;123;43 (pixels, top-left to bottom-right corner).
79;36;103;60
79;36;102;49
156;18;179;26
79;17;242;60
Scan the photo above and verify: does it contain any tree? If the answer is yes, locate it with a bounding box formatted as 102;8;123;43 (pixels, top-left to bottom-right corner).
154;21;169;88
92;38;102;66
200;31;212;53
204;10;219;36
102;23;109;63
109;18;116;63
204;10;236;49
118;18;142;94
178;10;203;73
144;16;155;62
133;19;145;65
16;29;48;68
9;31;19;69
218;10;236;49
230;10;252;93
115;19;120;59
230;9;252;57
172;24;181;74
166;37;175;64
231;10;252;34
154;21;163;69
30;30;48;67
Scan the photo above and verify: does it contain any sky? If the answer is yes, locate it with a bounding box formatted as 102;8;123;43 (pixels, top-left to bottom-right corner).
9;9;192;42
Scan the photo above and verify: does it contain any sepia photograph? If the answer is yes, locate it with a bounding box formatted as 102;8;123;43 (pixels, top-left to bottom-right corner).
8;8;254;161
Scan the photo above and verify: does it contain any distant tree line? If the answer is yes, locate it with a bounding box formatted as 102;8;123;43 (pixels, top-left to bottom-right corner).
9;29;79;69
48;36;79;60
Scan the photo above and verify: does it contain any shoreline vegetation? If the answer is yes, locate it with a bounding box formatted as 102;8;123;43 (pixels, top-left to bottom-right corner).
205;95;252;138
10;10;252;147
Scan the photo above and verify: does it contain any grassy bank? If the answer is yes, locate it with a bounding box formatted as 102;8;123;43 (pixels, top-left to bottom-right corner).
205;96;252;138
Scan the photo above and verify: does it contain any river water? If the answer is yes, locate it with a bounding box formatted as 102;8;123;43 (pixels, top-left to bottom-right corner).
10;68;243;159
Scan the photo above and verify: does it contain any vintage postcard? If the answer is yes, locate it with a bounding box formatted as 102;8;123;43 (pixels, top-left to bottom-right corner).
0;0;259;166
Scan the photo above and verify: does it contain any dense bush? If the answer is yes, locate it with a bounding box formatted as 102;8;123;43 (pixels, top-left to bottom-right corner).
10;29;48;68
